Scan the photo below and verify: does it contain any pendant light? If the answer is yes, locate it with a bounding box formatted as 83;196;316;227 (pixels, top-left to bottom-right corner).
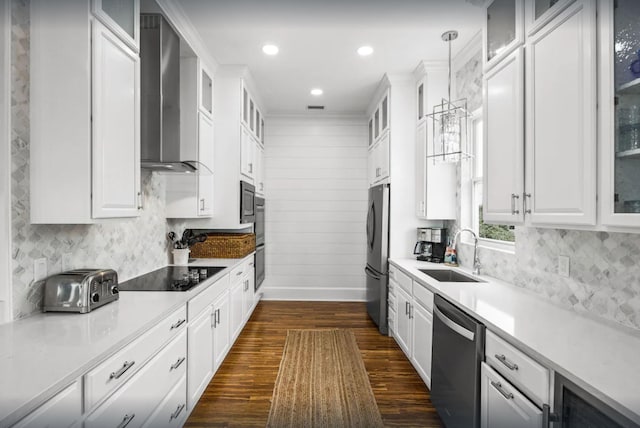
426;30;470;163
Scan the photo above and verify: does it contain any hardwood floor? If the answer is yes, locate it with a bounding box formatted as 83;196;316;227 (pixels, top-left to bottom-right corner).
185;301;443;427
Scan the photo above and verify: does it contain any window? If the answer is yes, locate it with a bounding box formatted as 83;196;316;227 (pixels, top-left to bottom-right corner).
466;110;515;249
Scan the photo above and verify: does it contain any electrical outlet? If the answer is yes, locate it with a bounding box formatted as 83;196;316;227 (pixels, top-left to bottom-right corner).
558;255;570;278
34;258;48;282
61;253;72;272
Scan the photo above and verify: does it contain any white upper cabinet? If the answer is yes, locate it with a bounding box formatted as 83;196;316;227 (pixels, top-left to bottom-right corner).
599;0;640;228
414;63;456;220
367;88;391;186
525;0;576;36
525;0;597;226
166;56;214;218
92;0;139;52
240;126;255;181
483;47;525;225
484;0;525;71
482;0;596;228
30;0;140;223
92;20;141;219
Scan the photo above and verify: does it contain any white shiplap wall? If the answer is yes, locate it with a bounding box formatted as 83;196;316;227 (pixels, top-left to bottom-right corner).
261;116;368;301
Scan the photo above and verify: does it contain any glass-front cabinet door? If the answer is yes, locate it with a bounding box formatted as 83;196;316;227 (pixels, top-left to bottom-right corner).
526;0;574;35
484;0;524;70
601;0;640;226
92;0;139;51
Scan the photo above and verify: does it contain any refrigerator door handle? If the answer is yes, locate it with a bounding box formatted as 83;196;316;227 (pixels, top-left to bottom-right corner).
364;266;382;280
366;201;376;250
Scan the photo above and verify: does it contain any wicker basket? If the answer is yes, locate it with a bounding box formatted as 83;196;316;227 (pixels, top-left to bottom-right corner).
190;233;256;259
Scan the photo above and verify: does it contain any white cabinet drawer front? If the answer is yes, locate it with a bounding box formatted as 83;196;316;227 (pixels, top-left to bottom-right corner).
390;267;412;294
230;261;249;281
14;381;82;428
481;363;543;428
188;274;230;320
412;281;434;312
84;305;187;409
142;375;187;428
86;331;187;428
486;331;550;405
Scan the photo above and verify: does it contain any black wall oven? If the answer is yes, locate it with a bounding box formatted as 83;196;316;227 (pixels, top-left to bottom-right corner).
552;373;637;428
240;181;255;224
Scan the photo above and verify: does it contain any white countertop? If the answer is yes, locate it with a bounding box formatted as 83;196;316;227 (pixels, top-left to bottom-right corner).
0;257;249;426
389;258;640;425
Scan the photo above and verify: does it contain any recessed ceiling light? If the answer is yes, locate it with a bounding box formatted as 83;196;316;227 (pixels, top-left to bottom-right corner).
310;88;323;96
357;46;374;56
262;44;279;55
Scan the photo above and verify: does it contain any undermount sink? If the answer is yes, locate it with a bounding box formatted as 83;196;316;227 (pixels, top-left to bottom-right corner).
418;269;484;283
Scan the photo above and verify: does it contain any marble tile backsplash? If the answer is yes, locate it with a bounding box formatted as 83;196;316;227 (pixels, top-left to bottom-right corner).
9;0;187;319
452;46;640;331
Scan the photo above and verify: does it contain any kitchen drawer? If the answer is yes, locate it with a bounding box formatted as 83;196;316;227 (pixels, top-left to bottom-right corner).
85;330;188;428
230;258;251;281
389;265;412;294
84;305;187;409
412;281;434;312
388;286;397;308
142;375;187;428
486;330;550;405
13;381;81;428
188;273;230;320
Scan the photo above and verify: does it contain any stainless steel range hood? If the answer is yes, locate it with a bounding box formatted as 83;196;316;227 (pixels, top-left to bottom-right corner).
140;14;197;173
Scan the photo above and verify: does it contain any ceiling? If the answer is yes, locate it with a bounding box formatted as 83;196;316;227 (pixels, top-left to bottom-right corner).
175;0;484;115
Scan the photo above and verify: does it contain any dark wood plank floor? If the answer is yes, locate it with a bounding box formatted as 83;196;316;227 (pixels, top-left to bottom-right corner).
185;301;443;427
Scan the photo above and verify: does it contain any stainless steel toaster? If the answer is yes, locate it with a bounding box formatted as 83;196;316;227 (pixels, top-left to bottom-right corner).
43;269;119;313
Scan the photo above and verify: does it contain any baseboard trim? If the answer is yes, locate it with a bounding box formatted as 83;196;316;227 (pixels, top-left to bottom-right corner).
261;287;366;302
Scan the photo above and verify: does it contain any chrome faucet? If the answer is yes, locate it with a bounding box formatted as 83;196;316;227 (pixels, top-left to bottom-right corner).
453;228;481;275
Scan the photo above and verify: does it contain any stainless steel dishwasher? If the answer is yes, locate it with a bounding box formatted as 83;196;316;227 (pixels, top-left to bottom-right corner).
431;294;485;428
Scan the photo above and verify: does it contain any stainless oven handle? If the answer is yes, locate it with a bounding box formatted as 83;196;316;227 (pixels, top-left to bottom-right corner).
433;305;475;341
364;266;381;280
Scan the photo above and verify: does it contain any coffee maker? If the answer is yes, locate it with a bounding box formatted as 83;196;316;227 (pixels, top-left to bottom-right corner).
413;228;447;263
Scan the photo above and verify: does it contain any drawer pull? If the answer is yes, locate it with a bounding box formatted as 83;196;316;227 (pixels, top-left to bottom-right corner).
116;413;135;428
170;357;186;371
236;271;243;276
491;380;514;400
170;404;186;421
170;319;186;330
495;354;519;371
109;361;135;380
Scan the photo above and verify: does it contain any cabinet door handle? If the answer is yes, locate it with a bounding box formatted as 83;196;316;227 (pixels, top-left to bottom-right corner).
211;311;216;327
200;198;205;211
170;404;186;421
170;357;186;371
490;380;514;400
216;308;220;325
409;304;413;319
510;193;520;215
137;192;143;210
542;404;560;428
405;301;409;315
524;193;532;214
116;414;135;428
236;271;243;276
170;319;186;330
495;354;519;371
109;361;135;380
249;163;253;173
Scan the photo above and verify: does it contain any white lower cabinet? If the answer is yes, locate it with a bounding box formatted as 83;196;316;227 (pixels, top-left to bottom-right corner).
212;289;231;372
85;330;187;428
391;276;434;388
480;363;543;428
411;303;433;388
142;376;187;428
187;307;214;410
13;381;82;428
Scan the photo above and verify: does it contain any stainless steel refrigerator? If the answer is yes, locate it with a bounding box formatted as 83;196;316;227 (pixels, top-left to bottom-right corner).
365;184;390;335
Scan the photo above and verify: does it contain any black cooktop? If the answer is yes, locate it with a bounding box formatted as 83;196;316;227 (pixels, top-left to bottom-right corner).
119;266;226;292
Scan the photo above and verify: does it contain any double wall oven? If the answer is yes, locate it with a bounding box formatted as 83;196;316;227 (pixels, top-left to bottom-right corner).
254;196;265;291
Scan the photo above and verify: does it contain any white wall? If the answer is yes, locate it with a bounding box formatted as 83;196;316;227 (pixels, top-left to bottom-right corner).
261;116;368;301
0;0;11;323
